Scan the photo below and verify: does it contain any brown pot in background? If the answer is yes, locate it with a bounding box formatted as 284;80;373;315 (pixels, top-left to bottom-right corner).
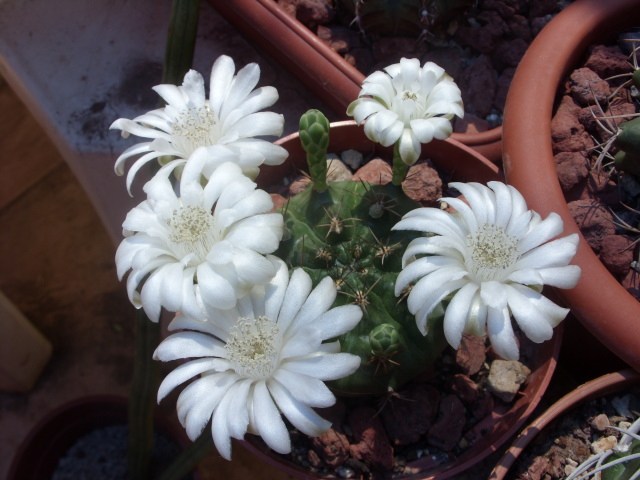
6;395;199;480
206;0;503;164
489;369;640;480
247;121;562;480
502;0;640;373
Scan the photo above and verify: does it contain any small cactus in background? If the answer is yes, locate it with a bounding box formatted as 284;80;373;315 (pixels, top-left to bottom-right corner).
276;110;448;396
338;0;473;37
614;115;640;177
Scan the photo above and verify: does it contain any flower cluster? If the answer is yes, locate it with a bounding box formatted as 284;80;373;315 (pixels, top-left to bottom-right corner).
112;56;362;459
112;55;580;460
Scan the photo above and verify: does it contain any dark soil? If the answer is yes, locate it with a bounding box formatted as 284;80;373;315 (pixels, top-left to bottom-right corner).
277;0;571;132
248;332;540;480
53;424;189;480
507;387;640;480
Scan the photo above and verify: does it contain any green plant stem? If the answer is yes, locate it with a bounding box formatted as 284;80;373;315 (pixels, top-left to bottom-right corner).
128;309;161;480
162;0;202;86
157;431;215;480
391;143;408;185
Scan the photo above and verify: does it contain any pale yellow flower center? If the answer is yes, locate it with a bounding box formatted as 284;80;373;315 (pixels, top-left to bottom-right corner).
225;316;280;378
166;205;216;261
466;223;519;282
171;105;220;154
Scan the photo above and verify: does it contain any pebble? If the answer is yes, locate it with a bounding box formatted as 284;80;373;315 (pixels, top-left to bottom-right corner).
341;149;363;170
590;413;611;432
590;435;618;454
486;359;531;403
336;465;356;478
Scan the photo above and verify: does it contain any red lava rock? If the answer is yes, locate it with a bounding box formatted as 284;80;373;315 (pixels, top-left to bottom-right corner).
525;455;552;480
380;383;440;446
402;161;443;206
289;176;311;195
455;334;487;376
492;37;528;70
494;67;515;112
371;36;417;64
579;170;620;206
506;14;532;41
307;448;323;468
316;25;349;54
270;193;287;211
312;428;351;468
316;25;363;55
585;44;633;79
352;158;392;185
451;373;494;421
568;199;616;253
277;0;297;17
600;234;635;277
427;394;466;451
554;151;589;196
293;0;335;27
569;68;611;106
348;407;394;471
482;0;516;18
422;47;465;81
551;96;595;154
529;0;560;17
455;10;508;54
459;54;497;118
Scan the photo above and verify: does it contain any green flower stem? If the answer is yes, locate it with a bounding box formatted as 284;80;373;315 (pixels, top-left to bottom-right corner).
162;0;202;86
391;143;409;185
157;431;214;480
128;309;161;480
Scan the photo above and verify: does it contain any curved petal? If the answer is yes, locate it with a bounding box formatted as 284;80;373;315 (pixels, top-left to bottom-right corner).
487;306;519;360
253;381;291;454
268;379;332;437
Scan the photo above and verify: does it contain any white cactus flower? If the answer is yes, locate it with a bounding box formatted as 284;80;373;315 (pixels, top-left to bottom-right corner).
347;57;463;166
111;55;288;192
153;256;362;460
392;181;581;361
115;159;283;321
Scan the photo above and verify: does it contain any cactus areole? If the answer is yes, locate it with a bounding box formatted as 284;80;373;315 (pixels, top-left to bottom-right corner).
276;179;447;396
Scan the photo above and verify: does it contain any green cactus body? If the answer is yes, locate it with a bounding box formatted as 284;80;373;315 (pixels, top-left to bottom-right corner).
614;116;640;176
602;437;640;480
276;180;447;395
338;0;473;37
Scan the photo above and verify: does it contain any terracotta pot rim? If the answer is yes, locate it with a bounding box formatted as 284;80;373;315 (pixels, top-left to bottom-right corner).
489;369;640;480
7;394;192;480
250;121;561;480
502;0;640;371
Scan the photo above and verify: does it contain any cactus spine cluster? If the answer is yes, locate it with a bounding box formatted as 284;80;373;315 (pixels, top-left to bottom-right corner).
276;110;447;396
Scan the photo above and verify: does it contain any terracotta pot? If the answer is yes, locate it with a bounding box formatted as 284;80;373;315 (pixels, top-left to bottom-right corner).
489;368;640;480
205;0;502;164
502;0;640;372
247;120;562;480
6;395;197;480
